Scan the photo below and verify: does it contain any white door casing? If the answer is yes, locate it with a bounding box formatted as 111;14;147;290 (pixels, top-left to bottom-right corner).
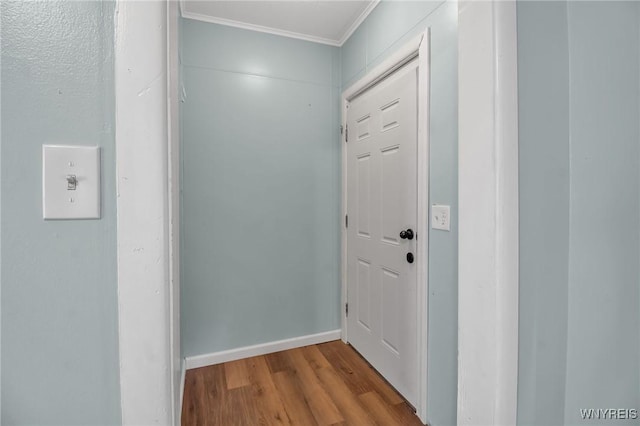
458;1;519;424
346;59;419;407
115;1;177;424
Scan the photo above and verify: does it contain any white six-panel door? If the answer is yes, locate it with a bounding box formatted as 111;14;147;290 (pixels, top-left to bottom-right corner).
346;59;419;407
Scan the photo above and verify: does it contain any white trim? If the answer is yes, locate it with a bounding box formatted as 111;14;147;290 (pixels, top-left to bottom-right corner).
115;2;173;424
180;1;380;47
167;1;181;425
340;31;429;424
493;1;519;423
416;30;431;425
457;1;519;425
181;11;342;47
0;13;3;419
342;35;423;102
340;100;349;345
337;0;381;46
185;330;341;370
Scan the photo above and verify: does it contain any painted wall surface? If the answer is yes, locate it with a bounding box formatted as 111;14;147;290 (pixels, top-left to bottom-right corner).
518;2;640;424
180;21;342;357
0;1;121;425
517;2;570;423
341;2;458;425
181;3;457;423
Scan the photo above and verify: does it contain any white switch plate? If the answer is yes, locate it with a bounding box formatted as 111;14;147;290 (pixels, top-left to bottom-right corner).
43;145;100;220
431;204;450;231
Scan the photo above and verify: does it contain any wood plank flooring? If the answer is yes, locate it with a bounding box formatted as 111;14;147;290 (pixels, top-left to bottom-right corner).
181;340;424;426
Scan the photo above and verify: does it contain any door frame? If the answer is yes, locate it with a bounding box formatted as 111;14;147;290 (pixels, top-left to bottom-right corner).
457;1;519;424
340;30;430;424
114;1;179;424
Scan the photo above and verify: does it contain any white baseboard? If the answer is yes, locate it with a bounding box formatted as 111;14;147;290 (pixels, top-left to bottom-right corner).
185;329;341;370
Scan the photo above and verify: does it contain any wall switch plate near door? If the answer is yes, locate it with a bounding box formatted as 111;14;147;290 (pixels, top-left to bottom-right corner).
42;145;100;220
431;204;450;231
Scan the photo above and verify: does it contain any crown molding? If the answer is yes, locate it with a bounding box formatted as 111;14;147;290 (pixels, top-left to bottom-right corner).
338;0;380;46
181;10;341;46
179;0;380;47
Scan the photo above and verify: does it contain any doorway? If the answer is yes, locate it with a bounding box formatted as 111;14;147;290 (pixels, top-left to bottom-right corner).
341;32;430;422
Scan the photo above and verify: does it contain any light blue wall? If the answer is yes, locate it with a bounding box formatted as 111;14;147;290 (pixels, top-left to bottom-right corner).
517;2;570;423
181;4;458;425
342;1;448;86
341;2;458;425
564;2;640;423
518;2;640;424
180;21;342;357
1;1;121;424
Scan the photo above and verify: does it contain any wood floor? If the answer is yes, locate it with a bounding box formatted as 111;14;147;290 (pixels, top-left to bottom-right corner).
181;340;424;426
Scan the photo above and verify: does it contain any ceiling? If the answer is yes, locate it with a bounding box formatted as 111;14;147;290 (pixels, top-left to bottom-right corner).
180;1;380;46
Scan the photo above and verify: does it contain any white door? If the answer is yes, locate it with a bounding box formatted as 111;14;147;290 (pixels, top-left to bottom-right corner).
346;59;419;406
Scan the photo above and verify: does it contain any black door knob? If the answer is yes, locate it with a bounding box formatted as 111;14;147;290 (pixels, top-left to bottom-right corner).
399;229;414;240
406;252;414;263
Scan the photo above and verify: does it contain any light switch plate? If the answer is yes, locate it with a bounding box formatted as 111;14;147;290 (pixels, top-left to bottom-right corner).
43;145;100;220
431;204;450;231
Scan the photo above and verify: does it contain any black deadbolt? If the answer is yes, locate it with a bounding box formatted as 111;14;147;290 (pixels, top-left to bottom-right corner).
399;229;414;240
406;252;414;263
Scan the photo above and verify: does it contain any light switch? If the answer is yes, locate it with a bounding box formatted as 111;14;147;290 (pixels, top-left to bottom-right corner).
43;145;100;220
431;204;450;231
